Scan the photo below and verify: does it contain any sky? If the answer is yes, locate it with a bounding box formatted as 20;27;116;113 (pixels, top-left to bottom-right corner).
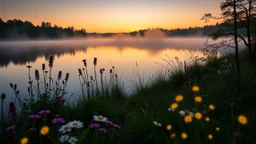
0;0;223;33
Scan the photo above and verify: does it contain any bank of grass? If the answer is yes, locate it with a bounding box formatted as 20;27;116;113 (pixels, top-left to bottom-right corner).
1;49;256;144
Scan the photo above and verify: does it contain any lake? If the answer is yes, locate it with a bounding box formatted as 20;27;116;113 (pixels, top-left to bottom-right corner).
0;37;241;114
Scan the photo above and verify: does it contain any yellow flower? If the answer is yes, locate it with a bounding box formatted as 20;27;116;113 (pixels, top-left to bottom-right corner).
192;85;200;92
216;127;220;131
184;115;193;123
170;133;176;139
21;137;29;144
195;96;202;103
209;104;215;110
238;115;247;125
175;95;184;102
181;132;188;139
205;117;210;122
170;103;178;110
195;112;202;120
166;124;172;131
40;126;49;135
208;134;213;140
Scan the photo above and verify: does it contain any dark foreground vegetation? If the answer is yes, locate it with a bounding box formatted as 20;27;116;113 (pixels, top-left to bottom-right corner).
0;47;256;144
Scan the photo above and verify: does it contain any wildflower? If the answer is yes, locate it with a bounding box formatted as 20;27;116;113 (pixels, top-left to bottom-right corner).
170;103;178;110
21;137;29;144
217;70;221;74
89;123;100;129
153;121;162;127
60;98;67;103
209;104;215;110
52;118;65;124
195;112;202;120
59;124;72;133
40;126;49;135
59;135;69;143
184;115;193;123
192;85;200;92
205;117;210;122
29;115;41;119
113;124;121;129
181;132;188;139
6;125;15;132
39;110;51;115
216;127;220;131
195;96;202;103
179;110;185;116
170;133;176;139
234;131;242;137
238;115;247;125
166;125;172;131
98;128;107;133
175;95;184;102
93;115;108;122
68;120;84;129
68;136;78;144
208;134;213;140
168;108;175;112
223;59;228;63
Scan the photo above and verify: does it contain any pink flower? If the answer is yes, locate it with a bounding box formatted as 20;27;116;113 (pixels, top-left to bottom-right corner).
39;110;51;115
105;120;114;126
52;118;65;124
29;115;41;119
113;124;121;129
6;125;15;131
89;123;100;129
98;128;106;133
60;98;67;102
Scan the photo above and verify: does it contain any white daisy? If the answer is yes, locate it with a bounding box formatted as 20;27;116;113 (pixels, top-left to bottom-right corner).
58;124;72;134
93;115;108;122
168;108;175;112
59;134;69;143
153;121;162;127
68;136;78;144
179;110;185;116
68;120;84;129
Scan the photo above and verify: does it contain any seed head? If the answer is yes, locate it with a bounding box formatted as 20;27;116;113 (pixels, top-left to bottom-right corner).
35;70;40;80
58;71;62;80
10;83;13;88
82;59;87;66
42;63;45;71
93;57;97;66
65;73;70;81
1;93;6;100
78;69;83;76
49;56;54;68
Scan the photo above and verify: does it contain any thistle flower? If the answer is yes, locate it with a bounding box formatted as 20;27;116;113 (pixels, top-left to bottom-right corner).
29;115;41;119
98;128;106;133
39;110;51;115
89;123;100;129
105;120;114;126
6;125;16;131
58;71;62;80
10;83;13;88
113;124;121;129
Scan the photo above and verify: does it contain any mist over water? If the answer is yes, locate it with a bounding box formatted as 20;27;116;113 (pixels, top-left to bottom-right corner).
0;36;244;114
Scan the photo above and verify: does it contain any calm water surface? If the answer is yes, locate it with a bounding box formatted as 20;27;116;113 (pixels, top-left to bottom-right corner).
0;37;236;114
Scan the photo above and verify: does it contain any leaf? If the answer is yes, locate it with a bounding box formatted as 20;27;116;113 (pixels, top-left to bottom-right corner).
77;127;90;143
48;135;59;144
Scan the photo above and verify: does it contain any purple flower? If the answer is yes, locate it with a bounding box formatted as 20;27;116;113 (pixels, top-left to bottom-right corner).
113;124;121;129
52;118;65;124
89;123;100;129
60;98;67;102
39;110;51;115
29;115;41;119
6;125;15;131
98;128;106;133
105;120;114;126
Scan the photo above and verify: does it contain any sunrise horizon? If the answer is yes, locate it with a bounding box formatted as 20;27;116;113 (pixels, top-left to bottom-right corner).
0;0;223;33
